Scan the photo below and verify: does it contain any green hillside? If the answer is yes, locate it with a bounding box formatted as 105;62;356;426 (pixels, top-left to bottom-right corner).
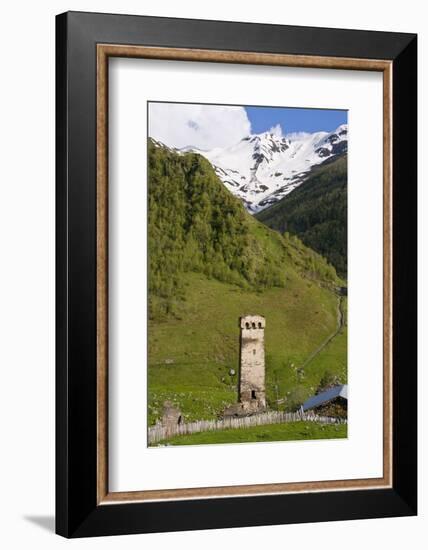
255;156;347;278
148;141;347;426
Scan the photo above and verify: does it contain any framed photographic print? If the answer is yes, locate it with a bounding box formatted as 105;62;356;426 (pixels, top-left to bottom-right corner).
56;11;417;537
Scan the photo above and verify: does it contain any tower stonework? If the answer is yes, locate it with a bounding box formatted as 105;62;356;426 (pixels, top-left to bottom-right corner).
239;315;266;411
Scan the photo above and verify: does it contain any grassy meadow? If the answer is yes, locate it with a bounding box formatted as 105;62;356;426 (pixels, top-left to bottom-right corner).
155;421;347;446
148;270;347;426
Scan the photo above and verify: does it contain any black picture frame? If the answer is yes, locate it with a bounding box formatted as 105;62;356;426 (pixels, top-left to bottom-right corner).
56;11;417;538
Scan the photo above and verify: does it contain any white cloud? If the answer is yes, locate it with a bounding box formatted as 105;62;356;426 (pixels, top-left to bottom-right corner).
148;103;251;150
284;131;312;141
268;123;284;137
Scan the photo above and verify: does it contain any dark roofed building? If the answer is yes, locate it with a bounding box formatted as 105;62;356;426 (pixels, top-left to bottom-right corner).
302;384;347;418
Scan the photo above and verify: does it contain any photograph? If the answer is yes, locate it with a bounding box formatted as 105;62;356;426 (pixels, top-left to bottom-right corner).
147;101;348;446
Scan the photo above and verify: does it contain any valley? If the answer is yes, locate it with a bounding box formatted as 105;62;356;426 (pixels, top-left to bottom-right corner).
147;140;347;427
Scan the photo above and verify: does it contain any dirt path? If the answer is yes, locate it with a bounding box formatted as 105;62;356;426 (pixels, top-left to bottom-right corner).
300;295;345;370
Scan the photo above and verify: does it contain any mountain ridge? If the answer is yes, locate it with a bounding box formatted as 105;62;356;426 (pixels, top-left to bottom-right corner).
147;139;342;319
150;124;348;213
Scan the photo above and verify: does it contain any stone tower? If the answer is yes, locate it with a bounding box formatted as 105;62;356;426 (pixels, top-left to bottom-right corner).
239;315;266;410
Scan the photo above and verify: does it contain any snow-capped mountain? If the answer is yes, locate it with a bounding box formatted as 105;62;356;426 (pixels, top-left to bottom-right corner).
151;124;347;213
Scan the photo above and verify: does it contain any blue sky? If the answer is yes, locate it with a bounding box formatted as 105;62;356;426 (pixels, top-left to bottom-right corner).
149;102;348;150
245;106;347;135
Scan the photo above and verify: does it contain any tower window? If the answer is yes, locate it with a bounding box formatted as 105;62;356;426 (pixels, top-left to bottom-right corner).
258;322;262;328
245;322;250;329
251;390;256;400
252;322;256;329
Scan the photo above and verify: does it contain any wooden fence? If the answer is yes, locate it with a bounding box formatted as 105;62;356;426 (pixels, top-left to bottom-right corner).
148;410;347;445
